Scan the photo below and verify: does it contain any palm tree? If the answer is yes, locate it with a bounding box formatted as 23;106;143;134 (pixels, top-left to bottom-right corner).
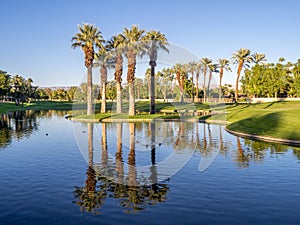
232;48;253;102
141;30;169;114
173;63;187;102
195;62;202;102
94;45;113;113
201;58;213;103
252;53;266;65
187;61;198;102
207;63;219;100
107;34;126;113
71;24;105;115
161;67;173;102
122;25;145;116
217;59;231;102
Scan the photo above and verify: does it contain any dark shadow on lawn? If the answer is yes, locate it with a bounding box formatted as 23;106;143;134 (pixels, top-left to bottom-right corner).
227;112;281;136
228;111;300;141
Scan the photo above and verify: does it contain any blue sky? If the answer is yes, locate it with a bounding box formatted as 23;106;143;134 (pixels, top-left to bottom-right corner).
1;0;300;87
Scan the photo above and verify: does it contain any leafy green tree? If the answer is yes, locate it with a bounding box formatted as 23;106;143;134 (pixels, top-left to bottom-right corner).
291;59;300;97
106;81;117;100
71;23;105;115
0;70;11;100
66;86;78;101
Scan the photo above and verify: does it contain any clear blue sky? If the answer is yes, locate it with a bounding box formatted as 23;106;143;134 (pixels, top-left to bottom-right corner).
1;0;300;87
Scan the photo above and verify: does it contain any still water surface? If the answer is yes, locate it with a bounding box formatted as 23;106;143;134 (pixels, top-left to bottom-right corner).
0;110;300;225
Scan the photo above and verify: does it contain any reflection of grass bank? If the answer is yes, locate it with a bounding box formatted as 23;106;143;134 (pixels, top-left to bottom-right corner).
211;101;300;141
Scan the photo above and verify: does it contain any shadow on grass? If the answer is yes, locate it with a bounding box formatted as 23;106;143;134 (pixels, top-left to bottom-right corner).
227;111;300;141
227;112;280;136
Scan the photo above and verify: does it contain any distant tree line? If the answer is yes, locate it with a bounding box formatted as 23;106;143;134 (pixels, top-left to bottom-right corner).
0;70;37;105
241;58;300;98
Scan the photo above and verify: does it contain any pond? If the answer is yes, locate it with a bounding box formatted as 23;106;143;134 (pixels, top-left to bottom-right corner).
1;110;300;225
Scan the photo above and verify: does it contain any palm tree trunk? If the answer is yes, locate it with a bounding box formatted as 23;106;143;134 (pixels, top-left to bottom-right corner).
196;72;199;102
128;123;136;186
203;69;207;103
116;82;122;113
150;62;156;114
101;84;106;113
207;71;212;102
191;72;194;102
150;122;156;164
235;62;243;102
100;65;107;113
101;123;108;165
219;68;223;103
128;82;135;116
127;51;136;116
87;122;93;167
115;53;123;114
116;123;123;183
87;65;93;115
86;123;96;192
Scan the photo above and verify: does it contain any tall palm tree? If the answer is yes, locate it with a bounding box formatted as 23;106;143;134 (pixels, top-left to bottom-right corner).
217;59;231;102
94;44;113;113
161;67;174;102
188;61;198;102
141;30;169;114
195;62;202;102
201;58;213;103
207;63;219;100
71;23;105;115
173;63;187;102
107;34;126;113
122;25;145;116
232;48;253;102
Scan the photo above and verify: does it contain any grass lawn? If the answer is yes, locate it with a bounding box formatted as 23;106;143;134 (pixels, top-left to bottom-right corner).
211;101;300;141
0;101;85;114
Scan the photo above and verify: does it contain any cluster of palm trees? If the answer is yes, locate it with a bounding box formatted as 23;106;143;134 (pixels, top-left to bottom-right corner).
72;23;266;116
71;24;169;116
157;49;265;103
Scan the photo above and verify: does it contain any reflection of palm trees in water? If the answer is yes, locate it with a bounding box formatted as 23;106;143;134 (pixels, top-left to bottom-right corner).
236;137;250;168
115;123;124;184
74;122;169;214
73;123;104;213
128;123;137;186
150;122;156;165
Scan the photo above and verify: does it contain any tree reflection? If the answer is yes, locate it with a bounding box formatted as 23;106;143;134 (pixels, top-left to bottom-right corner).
0;110;38;148
73;122;169;214
73;121;300;214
